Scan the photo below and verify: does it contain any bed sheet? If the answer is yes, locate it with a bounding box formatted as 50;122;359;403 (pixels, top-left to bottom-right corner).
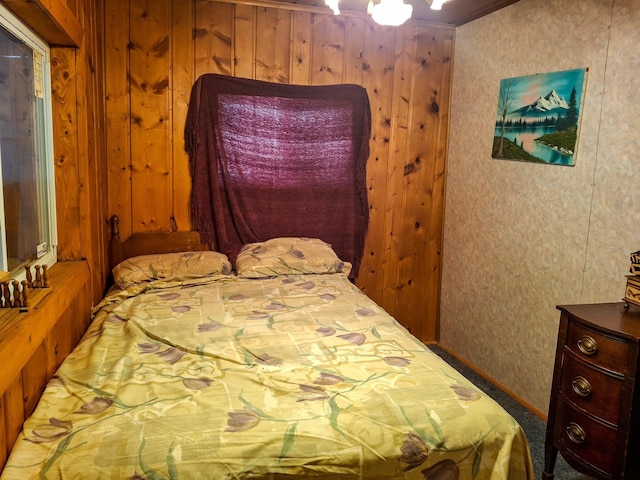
1;273;533;479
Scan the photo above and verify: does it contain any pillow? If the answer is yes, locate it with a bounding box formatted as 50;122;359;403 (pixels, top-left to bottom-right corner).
235;237;351;278
113;251;232;289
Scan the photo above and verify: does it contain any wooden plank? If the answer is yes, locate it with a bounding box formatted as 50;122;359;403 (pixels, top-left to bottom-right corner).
45;324;66;382
51;47;82;262
357;24;397;308
378;24;414;324
55;313;74;365
78;0;109;306
105;0;133;240
43;335;59;385
255;7;291;83
422;25;454;341
21;344;48;418
392;26;434;339
233;4;256;79
129;0;173;232
171;0;195;231
65;0;80;18
0;396;6;468
74;26;95;292
343;16;364;85
1;0;83;46
310;13;345;85
76;281;92;340
194;0;233;78
393;25;452;341
289;10;312;84
3;376;24;458
67;282;89;353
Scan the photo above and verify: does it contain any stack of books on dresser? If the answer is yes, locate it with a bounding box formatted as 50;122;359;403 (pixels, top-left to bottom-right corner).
624;251;640;308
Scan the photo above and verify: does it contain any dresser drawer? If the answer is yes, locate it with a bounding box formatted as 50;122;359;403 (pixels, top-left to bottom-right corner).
555;397;617;475
559;350;623;425
566;320;629;375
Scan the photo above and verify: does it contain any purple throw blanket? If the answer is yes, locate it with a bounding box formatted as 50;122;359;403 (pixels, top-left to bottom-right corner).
184;74;370;277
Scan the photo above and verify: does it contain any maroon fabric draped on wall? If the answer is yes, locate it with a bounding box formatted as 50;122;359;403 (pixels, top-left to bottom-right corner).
184;74;371;277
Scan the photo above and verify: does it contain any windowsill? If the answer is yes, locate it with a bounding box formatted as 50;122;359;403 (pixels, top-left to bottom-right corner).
0;260;90;395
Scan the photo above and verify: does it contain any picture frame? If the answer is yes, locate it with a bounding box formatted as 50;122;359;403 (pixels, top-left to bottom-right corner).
492;68;587;166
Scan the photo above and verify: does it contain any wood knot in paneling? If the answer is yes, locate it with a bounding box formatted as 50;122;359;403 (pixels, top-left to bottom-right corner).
151;78;169;95
193;28;207;38
404;158;422;176
322;43;343;52
50;55;71;102
152;36;170;57
404;164;415;176
130;76;169;96
214;31;232;46
213;56;230;74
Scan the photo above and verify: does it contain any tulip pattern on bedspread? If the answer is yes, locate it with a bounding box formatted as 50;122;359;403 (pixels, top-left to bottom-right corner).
1;271;534;479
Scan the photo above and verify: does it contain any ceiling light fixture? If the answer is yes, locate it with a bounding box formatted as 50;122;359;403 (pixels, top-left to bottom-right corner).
426;0;450;10
325;0;340;15
367;0;413;26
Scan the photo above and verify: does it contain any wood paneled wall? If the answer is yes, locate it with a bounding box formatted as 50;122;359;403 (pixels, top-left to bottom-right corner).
105;0;454;341
0;0;107;469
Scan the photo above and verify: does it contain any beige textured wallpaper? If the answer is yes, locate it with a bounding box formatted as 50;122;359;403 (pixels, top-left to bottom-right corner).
440;0;640;415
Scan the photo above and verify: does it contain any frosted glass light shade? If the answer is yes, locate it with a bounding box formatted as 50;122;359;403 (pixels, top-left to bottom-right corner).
429;0;448;10
368;0;413;26
325;0;340;15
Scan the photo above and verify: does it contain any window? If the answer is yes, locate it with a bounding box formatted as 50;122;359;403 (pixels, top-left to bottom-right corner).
0;4;57;278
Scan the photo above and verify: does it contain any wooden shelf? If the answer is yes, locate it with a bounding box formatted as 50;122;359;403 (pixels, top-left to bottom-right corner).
0;260;90;395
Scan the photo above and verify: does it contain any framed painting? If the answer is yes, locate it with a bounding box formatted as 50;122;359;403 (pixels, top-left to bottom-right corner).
492;68;587;166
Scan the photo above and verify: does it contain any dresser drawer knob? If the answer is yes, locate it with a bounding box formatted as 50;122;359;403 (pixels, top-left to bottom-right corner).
571;376;592;397
566;422;586;445
577;335;598;356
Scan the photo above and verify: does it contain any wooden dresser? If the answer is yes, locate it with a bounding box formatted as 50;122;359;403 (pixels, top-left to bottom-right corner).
543;303;640;479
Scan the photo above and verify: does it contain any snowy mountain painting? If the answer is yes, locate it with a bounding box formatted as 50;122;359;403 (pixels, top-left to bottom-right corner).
492;68;587;166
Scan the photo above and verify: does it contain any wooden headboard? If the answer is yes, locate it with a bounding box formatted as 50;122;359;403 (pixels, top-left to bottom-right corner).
109;215;210;270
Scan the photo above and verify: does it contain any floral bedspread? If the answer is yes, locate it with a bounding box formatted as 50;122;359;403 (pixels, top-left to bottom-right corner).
2;273;533;479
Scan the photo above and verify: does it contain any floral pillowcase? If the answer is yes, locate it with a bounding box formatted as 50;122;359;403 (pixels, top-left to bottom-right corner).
235;237;351;278
113;251;232;289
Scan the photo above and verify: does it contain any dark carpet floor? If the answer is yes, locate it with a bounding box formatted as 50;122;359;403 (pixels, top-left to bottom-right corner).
428;344;595;480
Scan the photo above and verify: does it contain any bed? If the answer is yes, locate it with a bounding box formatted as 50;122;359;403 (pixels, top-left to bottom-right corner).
0;218;534;480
